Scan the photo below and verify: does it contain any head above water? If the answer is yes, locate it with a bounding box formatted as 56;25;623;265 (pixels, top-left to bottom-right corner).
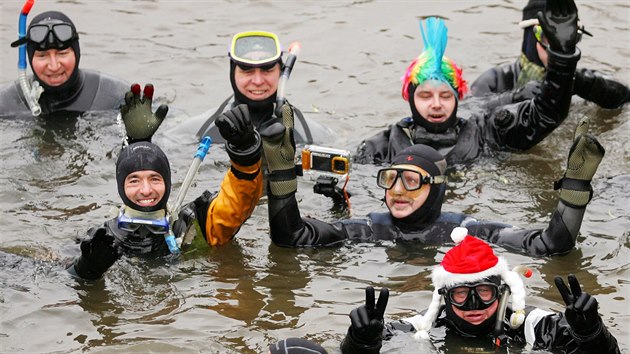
519;0;547;67
401;17;467;133
382;144;447;224
229;31;283;108
116;142;171;213
410;228;527;339
12;11;81;90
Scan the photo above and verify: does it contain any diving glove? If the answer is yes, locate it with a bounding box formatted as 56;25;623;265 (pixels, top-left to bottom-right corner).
340;286;389;353
71;228;121;280
121;83;168;143
215;104;262;166
555;116;605;208
555;275;602;338
537;0;579;55
260;104;298;197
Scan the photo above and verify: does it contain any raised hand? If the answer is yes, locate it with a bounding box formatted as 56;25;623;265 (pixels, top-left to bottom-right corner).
348;286;390;345
120;83;168;143
554;274;601;336
73;228;121;280
555;115;605;207
216;104;256;150
537;0;579;54
260;103;297;197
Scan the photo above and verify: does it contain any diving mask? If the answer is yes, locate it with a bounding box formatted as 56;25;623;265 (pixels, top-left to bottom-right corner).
11;20;78;50
377;168;446;191
117;208;170;235
229;31;282;68
442;282;501;311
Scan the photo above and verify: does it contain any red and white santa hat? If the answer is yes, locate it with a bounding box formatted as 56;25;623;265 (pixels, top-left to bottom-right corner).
407;227;528;340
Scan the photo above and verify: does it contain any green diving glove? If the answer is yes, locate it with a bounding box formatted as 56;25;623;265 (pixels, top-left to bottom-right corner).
120;83;168;143
555;116;605;207
260;104;297;197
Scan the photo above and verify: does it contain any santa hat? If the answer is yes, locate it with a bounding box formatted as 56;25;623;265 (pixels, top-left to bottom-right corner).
407;227;528;340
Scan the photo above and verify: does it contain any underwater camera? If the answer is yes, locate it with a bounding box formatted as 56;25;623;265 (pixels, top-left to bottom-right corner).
300;145;352;207
301;145;351;175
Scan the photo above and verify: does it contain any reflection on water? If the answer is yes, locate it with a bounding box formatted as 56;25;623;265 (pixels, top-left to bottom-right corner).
1;0;628;353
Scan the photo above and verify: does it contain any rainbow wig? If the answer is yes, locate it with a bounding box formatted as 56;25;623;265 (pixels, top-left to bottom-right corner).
401;17;468;101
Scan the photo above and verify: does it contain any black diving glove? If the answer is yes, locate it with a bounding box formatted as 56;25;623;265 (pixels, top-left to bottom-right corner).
71;228;121;280
537;0;579;55
120;83;168;144
573;68;630;109
555;274;602;338
260;104;298;197
215;104;261;166
345;287;389;347
555;116;605;208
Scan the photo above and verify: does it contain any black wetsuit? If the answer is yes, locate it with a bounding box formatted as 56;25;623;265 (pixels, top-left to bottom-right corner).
471;60;630;110
269;184;582;257
0;69;128;117
340;305;620;354
355;49;581;166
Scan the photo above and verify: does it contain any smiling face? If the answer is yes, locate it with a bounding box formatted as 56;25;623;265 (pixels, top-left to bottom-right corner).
123;170;166;209
31;47;76;87
450;300;499;325
413;80;456;124
384;164;431;219
233;63;281;101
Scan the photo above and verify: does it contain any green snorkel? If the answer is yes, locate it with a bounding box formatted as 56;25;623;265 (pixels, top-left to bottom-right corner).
274;41;301;118
16;0;43;116
166;136;213;253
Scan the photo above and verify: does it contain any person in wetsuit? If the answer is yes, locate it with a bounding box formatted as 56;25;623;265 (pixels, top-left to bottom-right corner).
66;84;263;280
355;3;583;166
195;30;329;145
339;230;620;354
470;0;629;110
261;98;605;257
0;11;128;117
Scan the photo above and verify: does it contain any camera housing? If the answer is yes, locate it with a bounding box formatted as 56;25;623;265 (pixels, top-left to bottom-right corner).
301;145;351;175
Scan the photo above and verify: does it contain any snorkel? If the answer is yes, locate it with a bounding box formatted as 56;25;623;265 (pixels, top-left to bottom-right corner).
274;41;301;118
16;0;43;116
167;136;213;253
493;265;532;347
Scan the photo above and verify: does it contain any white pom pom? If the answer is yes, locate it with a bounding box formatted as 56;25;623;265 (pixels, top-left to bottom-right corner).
450;227;468;244
509;310;525;328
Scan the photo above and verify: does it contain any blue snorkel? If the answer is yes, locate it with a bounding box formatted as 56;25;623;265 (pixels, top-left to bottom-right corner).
17;0;43;116
166;136;213;253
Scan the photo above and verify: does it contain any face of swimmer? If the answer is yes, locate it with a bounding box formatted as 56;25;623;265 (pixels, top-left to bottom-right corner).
233;62;281;102
384;164;432;219
123;170;166;209
412;80;457;125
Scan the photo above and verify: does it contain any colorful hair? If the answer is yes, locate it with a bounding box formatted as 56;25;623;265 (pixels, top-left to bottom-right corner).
401;17;468;101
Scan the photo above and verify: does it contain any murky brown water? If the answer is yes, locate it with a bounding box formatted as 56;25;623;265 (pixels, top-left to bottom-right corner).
1;1;628;353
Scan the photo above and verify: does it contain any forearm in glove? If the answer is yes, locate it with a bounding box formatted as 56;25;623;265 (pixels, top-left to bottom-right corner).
555;275;620;353
215;104;262;166
261;104;298;198
554;116;604;208
120;83;168;144
536;48;580;123
68;228;120;280
574;68;630;109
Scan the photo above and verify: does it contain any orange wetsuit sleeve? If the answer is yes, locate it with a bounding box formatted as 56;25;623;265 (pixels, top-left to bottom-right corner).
203;159;263;246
